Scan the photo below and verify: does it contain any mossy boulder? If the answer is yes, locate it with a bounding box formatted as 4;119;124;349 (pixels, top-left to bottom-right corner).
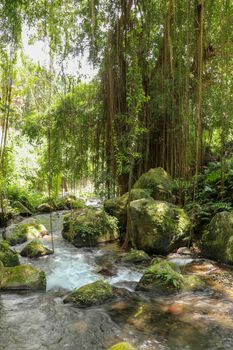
104;189;152;232
62;209;119;247
37;203;53;213
129;199;191;254
63;280;113;307
12;201;32;216
20;240;53;258
56;195;85;210
202;211;233;264
137;260;204;292
0;265;46;291
133;167;174;201
3;220;48;246
107;342;136;350
122;250;150;264
0;241;20;266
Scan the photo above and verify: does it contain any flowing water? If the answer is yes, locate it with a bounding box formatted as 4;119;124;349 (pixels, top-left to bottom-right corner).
1;212;233;349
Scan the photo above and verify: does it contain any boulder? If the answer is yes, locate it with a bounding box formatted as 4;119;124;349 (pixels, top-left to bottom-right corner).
56;195;84;210
0;241;20;266
122;250;150;264
62;209;119;247
137;260;205;293
63;280;113;307
3;220;48;245
20;240;53;258
104;189;152;232
107;343;136;350
133;167;174;201
202;211;233;264
37;203;53;213
0;265;46;291
129;199;191;254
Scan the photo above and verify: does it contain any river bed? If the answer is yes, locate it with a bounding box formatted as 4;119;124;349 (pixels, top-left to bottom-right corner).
1;212;233;349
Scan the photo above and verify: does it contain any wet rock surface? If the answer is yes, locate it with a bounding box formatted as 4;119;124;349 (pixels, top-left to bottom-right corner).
0;292;121;350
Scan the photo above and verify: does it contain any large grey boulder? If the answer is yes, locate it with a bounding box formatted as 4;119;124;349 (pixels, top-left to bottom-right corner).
129;198;191;254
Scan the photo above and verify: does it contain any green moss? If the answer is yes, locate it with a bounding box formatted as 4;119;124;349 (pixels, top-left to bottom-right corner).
129;199;191;254
20;240;53;258
138;260;204;292
182;275;205;291
107;342;136;350
63;280;113;307
5;221;48;246
139;260;183;291
123;250;150;264
104;189;152;232
56;196;85;210
133;167;173;200
202;211;233;264
0;241;20;267
62;209;119;247
0;265;46;291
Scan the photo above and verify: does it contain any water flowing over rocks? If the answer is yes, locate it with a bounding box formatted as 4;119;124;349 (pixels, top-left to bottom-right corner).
1;211;233;350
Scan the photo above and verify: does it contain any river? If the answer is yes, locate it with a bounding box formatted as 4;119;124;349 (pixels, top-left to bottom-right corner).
0;211;233;349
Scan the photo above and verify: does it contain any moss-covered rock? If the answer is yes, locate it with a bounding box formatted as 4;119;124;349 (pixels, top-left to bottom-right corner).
20;240;53;258
0;241;20;266
137;260;204;292
137;260;205;292
37;203;53;213
63;280;113;307
202;211;233;264
62;209;119;247
133;167;174;201
129;198;191;255
12;201;32;216
107;342;136;350
0;265;46;291
3;220;48;246
56;195;85;210
104;189;152;233
122;250;150;264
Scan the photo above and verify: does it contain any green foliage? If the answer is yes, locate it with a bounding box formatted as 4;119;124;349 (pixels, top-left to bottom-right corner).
65;209;118;239
6;185;45;212
142;260;184;289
